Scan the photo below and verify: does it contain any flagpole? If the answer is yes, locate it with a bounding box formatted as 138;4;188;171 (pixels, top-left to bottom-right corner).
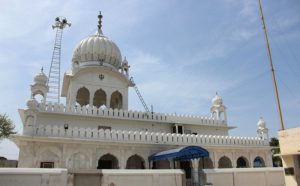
258;0;285;130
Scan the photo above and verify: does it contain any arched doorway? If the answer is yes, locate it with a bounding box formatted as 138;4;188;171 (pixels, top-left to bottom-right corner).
152;160;170;169
110;91;122;109
199;157;213;169
93;89;106;108
97;154;119;169
180;161;192;179
218;156;232;168
236;156;249;168
126;155;145;169
76;87;90;106
253;156;265;167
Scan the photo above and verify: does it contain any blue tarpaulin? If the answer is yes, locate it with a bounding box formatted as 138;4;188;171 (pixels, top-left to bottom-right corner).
149;146;209;161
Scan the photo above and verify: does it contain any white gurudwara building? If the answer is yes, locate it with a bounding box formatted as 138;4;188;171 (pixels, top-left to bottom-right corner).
11;13;272;180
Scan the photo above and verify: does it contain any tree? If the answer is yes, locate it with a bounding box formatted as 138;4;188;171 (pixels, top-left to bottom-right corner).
269;137;282;167
0;114;16;138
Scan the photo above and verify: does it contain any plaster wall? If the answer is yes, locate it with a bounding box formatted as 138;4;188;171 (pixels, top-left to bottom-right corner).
278;127;300;155
71;169;185;186
281;156;298;186
36;113;164;132
34;113;228;135
278;127;300;186
0;168;67;186
183;124;228;136
203;168;285;186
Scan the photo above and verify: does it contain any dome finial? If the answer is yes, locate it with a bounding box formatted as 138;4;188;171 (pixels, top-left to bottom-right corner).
97;11;103;35
41;67;44;73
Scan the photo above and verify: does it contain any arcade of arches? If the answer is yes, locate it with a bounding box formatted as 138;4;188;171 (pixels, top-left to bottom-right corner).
75;88;123;109
95;154;265;170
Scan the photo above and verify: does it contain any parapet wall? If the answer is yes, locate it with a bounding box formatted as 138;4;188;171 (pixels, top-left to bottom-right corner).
203;168;285;186
33;124;269;147
0;168;67;186
36;103;227;126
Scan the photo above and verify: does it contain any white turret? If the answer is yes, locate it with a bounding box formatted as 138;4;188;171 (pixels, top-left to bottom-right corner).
30;68;49;103
61;12;133;110
257;117;269;140
210;93;227;122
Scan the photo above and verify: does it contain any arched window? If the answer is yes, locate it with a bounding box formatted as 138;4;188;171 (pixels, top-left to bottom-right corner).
93;89;106;108
126;155;145;169
218;156;232;168
97;154;119;169
253;156;265;168
110;91;122;109
236;156;249;168
199;157;214;169
76;87;90;106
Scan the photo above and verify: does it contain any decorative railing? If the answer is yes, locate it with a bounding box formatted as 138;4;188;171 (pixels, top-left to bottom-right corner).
37;103;227;126
34;125;268;147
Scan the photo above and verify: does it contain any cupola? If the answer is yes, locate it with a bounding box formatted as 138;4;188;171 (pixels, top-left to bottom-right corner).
72;12;122;70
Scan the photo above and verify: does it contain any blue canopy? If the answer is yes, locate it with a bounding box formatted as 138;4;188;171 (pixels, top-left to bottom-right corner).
149;146;209;161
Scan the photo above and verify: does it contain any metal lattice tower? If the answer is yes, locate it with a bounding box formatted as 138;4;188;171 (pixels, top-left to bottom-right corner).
130;77;150;113
46;17;71;104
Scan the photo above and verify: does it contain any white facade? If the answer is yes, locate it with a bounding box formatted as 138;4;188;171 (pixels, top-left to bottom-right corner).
11;13;272;179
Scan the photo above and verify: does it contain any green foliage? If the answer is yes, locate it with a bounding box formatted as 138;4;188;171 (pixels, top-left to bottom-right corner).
0;114;16;138
269;137;282;167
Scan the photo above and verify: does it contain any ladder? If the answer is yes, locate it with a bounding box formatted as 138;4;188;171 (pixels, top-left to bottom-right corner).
130;78;150;113
46;17;70;104
47;28;63;103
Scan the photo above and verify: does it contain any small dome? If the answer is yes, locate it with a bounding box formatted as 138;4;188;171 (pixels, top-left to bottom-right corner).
34;68;47;85
257;118;266;128
212;93;223;105
27;98;38;109
72;30;121;70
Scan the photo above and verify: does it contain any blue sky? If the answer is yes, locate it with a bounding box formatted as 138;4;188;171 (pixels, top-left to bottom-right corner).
0;0;299;159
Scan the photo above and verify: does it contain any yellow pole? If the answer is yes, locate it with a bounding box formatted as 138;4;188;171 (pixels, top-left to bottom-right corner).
258;0;285;130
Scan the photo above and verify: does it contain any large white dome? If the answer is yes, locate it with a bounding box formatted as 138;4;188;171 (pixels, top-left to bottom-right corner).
72;19;122;70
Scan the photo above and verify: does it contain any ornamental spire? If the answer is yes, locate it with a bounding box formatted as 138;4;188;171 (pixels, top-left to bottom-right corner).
97;11;103;35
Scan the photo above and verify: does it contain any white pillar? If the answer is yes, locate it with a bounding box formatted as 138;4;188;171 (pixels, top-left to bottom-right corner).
191;159;200;186
170;159;175;169
106;93;111;109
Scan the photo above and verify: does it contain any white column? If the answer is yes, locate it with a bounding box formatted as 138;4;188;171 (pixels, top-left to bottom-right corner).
170;159;175;169
106;93;111;109
191;159;200;186
88;87;94;107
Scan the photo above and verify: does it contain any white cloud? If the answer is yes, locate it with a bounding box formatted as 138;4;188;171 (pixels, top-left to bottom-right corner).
231;29;258;41
239;0;259;23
